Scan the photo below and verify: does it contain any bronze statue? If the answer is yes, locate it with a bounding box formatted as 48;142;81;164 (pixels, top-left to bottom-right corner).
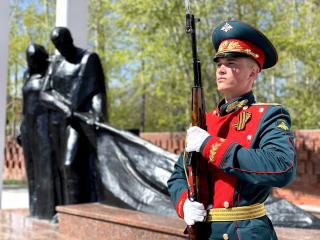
40;27;107;205
38;27;180;216
18;43;58;220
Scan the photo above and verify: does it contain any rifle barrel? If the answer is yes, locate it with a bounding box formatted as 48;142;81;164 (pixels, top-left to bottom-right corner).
184;3;209;239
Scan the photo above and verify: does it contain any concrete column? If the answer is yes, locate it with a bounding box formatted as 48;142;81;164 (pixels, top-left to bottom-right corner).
56;0;88;49
0;0;10;208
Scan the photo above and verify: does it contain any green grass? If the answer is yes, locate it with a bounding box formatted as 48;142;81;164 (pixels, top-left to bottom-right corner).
3;179;27;185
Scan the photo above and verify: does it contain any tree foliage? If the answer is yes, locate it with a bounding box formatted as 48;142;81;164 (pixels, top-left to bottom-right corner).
7;0;320;135
7;0;56;135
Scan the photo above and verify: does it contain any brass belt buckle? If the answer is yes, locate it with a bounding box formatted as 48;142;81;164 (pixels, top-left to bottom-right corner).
203;210;208;222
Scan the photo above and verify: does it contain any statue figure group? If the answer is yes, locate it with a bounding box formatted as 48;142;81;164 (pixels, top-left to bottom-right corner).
18;26;178;222
18;26;107;221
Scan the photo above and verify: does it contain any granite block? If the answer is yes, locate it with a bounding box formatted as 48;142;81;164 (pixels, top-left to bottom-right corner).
57;203;320;240
1;206;319;240
57;203;186;240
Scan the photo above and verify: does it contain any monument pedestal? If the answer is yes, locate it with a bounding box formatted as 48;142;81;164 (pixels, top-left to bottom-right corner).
57;203;320;240
56;203;186;240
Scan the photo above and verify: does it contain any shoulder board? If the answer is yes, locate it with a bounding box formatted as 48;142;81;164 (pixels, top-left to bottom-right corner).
251;103;281;106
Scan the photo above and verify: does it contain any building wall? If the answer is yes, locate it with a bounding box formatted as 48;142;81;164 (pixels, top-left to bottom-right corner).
272;130;320;206
3;130;320;206
3;136;26;181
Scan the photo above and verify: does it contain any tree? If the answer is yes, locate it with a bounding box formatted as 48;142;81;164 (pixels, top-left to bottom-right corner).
7;0;56;136
8;0;320;133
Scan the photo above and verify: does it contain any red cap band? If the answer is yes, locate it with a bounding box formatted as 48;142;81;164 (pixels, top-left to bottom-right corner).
215;39;265;70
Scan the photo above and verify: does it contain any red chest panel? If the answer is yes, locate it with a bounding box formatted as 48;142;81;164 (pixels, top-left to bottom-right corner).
205;106;268;208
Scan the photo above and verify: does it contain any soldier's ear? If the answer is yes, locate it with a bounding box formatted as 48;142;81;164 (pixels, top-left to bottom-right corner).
249;66;259;81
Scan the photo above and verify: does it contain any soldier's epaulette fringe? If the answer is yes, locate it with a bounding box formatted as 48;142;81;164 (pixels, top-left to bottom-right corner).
251;103;281;106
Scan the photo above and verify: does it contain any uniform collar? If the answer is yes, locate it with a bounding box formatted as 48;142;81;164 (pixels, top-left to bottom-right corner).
217;91;255;116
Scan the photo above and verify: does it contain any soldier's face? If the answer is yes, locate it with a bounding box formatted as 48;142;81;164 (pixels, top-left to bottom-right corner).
215;57;254;100
52;37;73;58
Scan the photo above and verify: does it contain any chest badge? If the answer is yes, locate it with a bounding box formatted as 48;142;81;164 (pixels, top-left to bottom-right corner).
232;111;252;131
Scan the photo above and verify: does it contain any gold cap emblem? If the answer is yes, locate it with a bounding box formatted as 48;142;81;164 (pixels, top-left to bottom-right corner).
215;40;259;59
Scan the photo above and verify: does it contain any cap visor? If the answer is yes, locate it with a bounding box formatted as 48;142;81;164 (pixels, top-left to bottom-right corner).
213;53;251;62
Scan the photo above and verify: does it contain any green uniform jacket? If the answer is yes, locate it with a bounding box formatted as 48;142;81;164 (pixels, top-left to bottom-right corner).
167;91;296;240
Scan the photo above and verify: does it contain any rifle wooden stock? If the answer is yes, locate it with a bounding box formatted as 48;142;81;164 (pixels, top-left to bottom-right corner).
187;87;210;240
191;87;206;129
187;223;199;240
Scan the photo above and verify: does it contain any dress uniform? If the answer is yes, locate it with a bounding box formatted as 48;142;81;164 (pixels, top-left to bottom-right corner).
167;21;297;240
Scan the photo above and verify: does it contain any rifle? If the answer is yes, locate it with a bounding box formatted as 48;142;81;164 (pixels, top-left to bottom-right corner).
184;1;210;239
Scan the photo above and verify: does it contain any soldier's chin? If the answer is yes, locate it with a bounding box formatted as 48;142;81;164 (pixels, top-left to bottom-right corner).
217;84;230;94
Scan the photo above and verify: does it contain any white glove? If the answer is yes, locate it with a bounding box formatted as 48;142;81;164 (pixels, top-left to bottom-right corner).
186;126;210;152
183;198;207;226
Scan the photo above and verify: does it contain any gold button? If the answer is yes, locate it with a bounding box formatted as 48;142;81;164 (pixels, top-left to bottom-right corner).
223;233;229;240
243;106;248;110
223;201;229;208
213;110;216;115
259;108;264;113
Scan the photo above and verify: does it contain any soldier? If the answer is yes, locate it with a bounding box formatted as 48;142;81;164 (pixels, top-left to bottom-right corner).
40;27;107;205
167;21;297;239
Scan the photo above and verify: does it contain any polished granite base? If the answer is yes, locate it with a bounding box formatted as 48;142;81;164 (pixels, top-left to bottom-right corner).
57;203;320;240
57;203;186;240
1;206;320;240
